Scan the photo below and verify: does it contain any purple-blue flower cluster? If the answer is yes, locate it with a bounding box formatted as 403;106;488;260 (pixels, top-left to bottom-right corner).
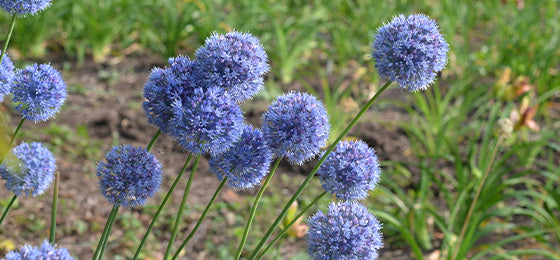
0;0;52;16
0;52;15;101
0;142;56;197
372;14;449;91
143;56;197;135
97;145;162;208
209;124;272;190
316;140;380;201
195;31;269;103
172;87;244;156
11;63;67;122
262;91;330;165
307;202;383;260
5;240;74;260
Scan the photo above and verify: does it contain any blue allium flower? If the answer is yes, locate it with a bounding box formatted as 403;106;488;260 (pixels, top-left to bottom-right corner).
0;142;55;197
0;52;15;101
307;202;383;260
97;145;162;208
171;87;244;156
12;63;67;122
209;124;272;190
143;56;198;135
372;14;449;91
262;92;330;165
316;140;380;200
0;0;52;16
195;31;269;103
4;240;74;260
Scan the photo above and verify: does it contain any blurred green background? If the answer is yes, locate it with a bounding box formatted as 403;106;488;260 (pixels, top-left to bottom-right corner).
1;0;559;259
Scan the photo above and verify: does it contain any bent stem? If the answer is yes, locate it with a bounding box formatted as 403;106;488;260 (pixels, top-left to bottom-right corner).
248;81;392;259
163;153;202;260
257;191;327;259
0;13;16;65
0;194;17;227
49;171;60;244
235;157;282;260
132;154;193;260
93;204;120;260
146;130;161;152
0;118;25;165
171;177;228;260
450;136;504;260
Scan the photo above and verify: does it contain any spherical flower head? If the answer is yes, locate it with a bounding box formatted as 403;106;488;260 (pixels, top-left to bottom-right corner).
195;30;269;103
317;140;380;200
262;92;330;165
5;240;74;260
143;56;197;135
0;52;15;101
209;124;272;190
307;202;383;260
372;14;449;91
171;87;244;156
0;0;52;16
0;142;56;197
12;63;67;122
97;145;162;208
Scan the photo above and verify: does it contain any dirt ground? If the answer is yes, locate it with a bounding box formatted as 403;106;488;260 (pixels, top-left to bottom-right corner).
0;52;419;259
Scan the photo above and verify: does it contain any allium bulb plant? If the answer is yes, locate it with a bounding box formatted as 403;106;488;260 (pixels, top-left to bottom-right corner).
262;91;330;165
209;124;272;190
316;140;380;200
143;56;198;135
11;63;67;122
0;142;56;197
5;240;74;260
195;31;269;103
0;51;14;101
171;87;244;156
372;14;449;91
97;145;162;208
307;202;383;260
0;0;52;16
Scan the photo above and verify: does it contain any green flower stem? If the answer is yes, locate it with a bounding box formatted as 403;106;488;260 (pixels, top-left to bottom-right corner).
163;153;202;260
0;13;16;65
248;81;392;259
146;130;161;152
132;153;193;260
0;194;17;227
235;157;282;260
256;191;327;259
171;177;228;260
93;204;120;260
450;136;504;260
49;171;60;244
98;205;120;259
0;118;25;166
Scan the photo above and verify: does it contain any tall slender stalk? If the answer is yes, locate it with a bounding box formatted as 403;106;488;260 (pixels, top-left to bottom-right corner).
146;130;161;152
170;177;228;260
235;157;282;259
0;118;25;165
163;153;202;259
49;171;60;244
132;153;193;260
92;204;120;260
0;194;17;227
256;191;327;259
248;81;392;259
0;13;16;65
450;136;504;260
